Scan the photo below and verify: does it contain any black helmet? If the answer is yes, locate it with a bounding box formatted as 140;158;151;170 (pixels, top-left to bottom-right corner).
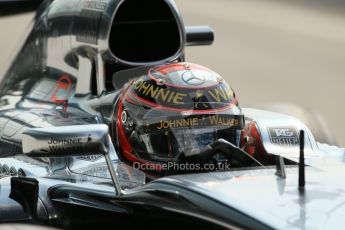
114;62;244;175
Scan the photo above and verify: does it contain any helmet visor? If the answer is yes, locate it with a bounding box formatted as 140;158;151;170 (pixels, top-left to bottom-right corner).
129;114;244;162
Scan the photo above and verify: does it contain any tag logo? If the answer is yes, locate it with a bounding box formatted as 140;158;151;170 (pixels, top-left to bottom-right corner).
273;128;294;137
268;127;299;147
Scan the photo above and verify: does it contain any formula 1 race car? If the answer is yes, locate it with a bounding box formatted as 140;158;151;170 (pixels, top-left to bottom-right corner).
0;0;344;229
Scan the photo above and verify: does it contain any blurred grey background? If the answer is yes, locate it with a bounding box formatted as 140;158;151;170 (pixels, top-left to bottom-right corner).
0;0;344;146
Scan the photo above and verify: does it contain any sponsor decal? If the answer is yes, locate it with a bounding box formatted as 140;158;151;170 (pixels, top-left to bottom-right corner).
144;114;244;132
193;90;209;109
79;165;109;177
268;127;300;147
76;155;103;162
47;137;84;152
83;1;106;11
76;10;103;44
131;76;234;109
133;78;187;105
48;137;83;145
46;134;92;152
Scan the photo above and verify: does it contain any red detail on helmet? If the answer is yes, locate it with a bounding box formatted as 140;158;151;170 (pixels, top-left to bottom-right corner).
116;98;133;160
242;121;272;162
148;65;220;89
154;62;210;75
116;95;162;172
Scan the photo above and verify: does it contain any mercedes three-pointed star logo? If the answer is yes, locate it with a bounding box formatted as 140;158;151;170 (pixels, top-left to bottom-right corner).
182;71;205;85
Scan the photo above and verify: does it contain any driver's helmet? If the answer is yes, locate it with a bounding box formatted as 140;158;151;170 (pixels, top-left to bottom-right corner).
114;62;244;174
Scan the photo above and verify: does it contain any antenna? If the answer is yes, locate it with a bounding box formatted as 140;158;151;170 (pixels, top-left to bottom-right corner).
299;130;305;190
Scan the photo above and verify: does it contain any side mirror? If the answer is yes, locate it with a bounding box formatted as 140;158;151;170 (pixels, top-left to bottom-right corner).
22;124;122;196
185;26;214;46
22;125;108;157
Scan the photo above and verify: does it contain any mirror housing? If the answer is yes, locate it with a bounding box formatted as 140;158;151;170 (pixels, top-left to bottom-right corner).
22;124;122;197
22;125;109;157
185;26;214;46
